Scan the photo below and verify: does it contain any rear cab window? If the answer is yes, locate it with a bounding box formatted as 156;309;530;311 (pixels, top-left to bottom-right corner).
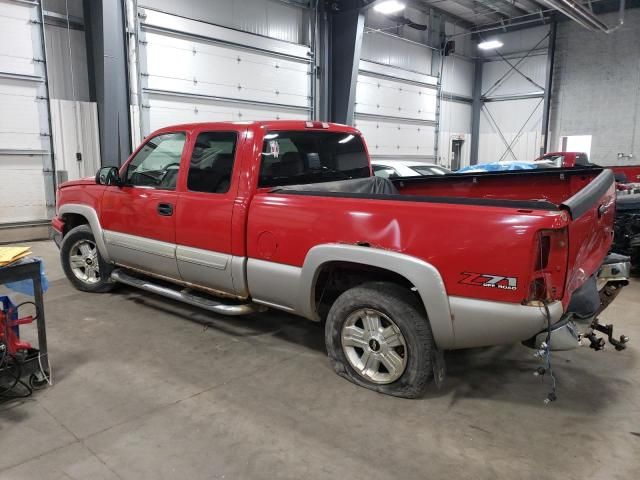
259;131;370;187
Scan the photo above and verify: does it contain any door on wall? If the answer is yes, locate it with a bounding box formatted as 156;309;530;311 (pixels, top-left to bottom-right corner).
451;139;463;171
354;60;438;162
0;1;53;226
133;7;313;139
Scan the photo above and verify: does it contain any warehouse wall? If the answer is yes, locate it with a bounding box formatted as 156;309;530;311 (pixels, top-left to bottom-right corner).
549;8;640;165
439;22;474;169
358;9;474;167
43;0;101;183
478;25;549;163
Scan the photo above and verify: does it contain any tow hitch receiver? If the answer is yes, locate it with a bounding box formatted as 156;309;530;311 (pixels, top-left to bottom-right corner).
585;253;632;351
587;320;630;351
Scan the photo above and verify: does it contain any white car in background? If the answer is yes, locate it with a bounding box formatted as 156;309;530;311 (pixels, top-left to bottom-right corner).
371;160;452;178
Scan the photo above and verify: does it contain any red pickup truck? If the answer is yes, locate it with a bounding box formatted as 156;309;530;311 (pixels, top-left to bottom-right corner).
52;121;628;398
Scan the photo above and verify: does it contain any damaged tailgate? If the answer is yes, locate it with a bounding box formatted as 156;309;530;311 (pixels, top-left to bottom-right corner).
561;169;616;303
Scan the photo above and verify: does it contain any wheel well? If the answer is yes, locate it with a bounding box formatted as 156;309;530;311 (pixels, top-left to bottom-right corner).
61;213;89;236
313;261;420;320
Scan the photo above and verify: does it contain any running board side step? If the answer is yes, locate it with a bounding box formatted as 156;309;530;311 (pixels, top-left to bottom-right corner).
110;269;267;316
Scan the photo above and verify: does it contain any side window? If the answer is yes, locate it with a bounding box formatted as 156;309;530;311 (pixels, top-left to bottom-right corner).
187;132;237;193
126;132;186;190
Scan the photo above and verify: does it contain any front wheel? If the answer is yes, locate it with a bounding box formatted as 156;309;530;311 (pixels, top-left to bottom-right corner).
60;224;115;293
325;281;435;398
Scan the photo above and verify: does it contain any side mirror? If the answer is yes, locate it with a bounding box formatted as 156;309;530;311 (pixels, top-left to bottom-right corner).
95;166;121;186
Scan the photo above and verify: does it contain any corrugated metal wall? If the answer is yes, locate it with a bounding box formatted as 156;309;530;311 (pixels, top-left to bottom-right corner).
360;31;432;75
139;0;310;45
43;1;101;190
44;25;90;101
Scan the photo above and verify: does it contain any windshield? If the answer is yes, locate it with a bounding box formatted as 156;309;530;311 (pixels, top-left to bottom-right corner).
259;131;370;187
409;165;450;176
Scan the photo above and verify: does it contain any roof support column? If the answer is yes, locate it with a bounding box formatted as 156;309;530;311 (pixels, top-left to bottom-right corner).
540;20;557;155
329;7;364;125
470;56;483;165
84;0;131;167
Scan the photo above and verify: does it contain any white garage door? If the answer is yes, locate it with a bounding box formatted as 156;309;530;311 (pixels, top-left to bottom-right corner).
137;8;312;137
354;60;438;161
0;0;52;226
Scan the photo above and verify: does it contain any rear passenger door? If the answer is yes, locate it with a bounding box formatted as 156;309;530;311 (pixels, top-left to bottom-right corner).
175;130;240;296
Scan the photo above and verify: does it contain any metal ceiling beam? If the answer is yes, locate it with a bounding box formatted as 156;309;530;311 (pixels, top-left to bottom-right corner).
445;0;506;24
514;0;545;12
406;0;476;29
476;0;530;18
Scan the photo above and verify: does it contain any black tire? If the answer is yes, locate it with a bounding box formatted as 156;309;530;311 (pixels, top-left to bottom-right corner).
325;281;434;398
60;224;115;293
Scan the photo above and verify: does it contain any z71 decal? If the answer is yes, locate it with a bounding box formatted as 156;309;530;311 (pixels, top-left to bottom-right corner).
459;272;518;291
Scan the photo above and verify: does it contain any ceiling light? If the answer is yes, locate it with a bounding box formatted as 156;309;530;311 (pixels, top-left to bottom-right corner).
338;134;354;144
478;40;504;50
373;0;406;15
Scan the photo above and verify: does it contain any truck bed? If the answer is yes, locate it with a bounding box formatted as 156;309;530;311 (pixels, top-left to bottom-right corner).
251;167;615;309
394;167;604;207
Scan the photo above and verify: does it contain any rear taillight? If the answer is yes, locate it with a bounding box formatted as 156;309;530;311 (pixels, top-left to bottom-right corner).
527;228;568;303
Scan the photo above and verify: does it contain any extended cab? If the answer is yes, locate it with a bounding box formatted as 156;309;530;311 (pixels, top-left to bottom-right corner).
52;121;627;398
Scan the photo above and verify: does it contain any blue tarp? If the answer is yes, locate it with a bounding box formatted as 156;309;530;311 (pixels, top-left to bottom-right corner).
457;161;538;173
3;257;49;296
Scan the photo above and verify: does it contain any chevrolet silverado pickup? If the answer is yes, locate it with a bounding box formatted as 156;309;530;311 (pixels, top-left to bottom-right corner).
52;121;629;398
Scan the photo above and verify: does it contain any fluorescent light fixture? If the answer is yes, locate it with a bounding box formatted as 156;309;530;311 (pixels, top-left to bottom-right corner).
338;134;355;144
478;40;504;50
373;0;405;15
264;133;279;140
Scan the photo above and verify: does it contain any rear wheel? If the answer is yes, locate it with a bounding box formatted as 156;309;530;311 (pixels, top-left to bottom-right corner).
325;281;435;398
60;225;115;293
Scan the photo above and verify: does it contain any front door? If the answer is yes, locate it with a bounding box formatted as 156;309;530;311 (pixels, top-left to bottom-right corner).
175;130;240;296
451;139;463;171
100;131;187;279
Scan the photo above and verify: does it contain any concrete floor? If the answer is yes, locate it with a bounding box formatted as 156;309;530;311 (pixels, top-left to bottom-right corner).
0;240;639;480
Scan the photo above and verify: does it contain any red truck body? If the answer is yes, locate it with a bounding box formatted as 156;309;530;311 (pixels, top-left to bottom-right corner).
53;122;616;353
538;151;640;183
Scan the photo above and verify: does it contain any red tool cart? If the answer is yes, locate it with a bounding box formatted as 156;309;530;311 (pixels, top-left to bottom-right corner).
0;258;50;398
